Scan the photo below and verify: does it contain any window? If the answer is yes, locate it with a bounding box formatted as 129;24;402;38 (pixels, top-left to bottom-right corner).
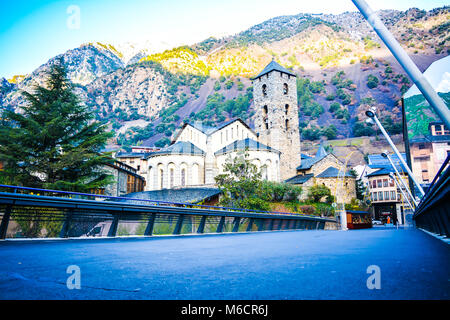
391;191;396;200
137;165;140;171
170;168;174;188
418;143;426;150
378;191;383;201
373;192;377;201
389;178;394;187
285;119;289;130
181;169;186;186
383;179;388;187
377;179;382;188
285;104;289;115
422;169;429;182
264;118;269;130
160;169;164;189
263;105;268;115
372;180;376;188
262;84;267;96
283;83;288;95
384;191;389;201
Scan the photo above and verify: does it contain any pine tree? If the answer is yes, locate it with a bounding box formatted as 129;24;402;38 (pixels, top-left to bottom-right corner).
0;60;114;191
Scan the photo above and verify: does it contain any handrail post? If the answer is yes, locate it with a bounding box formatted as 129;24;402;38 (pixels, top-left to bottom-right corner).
216;216;225;233
59;209;73;238
246;218;254;232
0;205;12;239
197;216;206;234
144;213;156;236
232;217;241;232
108;213;120;237
173;214;185;235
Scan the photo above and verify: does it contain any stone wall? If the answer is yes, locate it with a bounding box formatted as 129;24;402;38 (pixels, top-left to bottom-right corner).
253;70;301;181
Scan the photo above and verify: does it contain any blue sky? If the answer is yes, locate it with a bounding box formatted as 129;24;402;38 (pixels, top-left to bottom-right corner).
0;0;448;79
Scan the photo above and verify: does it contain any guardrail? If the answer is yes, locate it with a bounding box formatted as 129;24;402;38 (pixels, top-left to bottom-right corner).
0;185;337;240
413;159;450;238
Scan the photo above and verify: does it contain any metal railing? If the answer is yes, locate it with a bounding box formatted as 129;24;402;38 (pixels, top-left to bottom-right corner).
413;162;450;238
0;185;337;239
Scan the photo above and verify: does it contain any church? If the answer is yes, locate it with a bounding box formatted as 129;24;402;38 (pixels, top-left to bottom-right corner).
117;60;300;190
116;60;355;204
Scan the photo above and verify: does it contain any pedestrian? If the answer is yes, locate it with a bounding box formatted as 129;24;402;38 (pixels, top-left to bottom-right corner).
392;213;398;228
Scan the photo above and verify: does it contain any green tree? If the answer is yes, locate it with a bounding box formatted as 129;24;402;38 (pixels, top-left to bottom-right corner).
307;184;332;203
0;61;114;191
214;150;270;211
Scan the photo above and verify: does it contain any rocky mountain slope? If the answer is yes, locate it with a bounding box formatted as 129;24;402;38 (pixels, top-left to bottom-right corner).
1;7;449;149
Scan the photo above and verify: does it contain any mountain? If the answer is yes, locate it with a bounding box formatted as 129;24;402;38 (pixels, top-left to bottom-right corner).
1;7;449;149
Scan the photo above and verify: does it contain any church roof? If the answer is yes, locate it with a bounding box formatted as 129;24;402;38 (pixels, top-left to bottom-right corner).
121;188;221;204
296;145;329;171
285;174;314;185
214;138;280;156
172;118;255;142
150;141;205;157
251;59;297;80
316;166;354;178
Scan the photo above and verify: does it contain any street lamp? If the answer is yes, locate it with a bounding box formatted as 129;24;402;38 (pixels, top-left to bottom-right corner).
365;107;425;197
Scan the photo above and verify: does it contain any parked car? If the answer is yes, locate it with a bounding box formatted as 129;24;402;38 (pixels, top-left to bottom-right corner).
372;220;383;225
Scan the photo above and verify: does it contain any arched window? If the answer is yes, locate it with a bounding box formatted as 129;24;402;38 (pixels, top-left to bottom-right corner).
181;169;186;186
262;84;267;96
170;168;174;188
148;166;153;190
261;165;268;181
192;163;199;185
263;105;268;115
264;118;269;130
283;83;288;95
285;104;289;115
285;119;289;130
159;169;164;189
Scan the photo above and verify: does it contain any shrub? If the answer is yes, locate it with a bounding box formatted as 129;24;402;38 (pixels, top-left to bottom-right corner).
367;74;379;89
299;205;315;215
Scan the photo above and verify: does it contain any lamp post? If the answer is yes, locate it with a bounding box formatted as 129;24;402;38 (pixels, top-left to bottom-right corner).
382;152;418;207
352;0;450;131
365;107;425;197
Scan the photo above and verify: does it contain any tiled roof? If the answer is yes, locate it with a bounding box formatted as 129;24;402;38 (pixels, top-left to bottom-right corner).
251;60;296;80
150;141;205;157
316;166;354;178
121;188;221;204
296;143;329;170
172;118;256;142
366;167;393;177
410;135;450;143
367;153;406;167
285;174;314;185
214;138;280;156
116;152;147;158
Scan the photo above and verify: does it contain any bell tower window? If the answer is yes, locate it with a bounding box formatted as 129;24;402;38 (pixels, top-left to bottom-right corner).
283;83;288;95
262;84;267;96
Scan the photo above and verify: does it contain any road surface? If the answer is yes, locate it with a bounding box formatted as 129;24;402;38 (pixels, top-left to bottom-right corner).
0;227;448;299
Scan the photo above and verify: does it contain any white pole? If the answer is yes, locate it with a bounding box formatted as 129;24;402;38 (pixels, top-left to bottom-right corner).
372;114;426;197
385;153;418;206
352;0;450;130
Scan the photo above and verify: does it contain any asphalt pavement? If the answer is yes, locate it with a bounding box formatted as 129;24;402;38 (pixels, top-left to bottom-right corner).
0;227;448;299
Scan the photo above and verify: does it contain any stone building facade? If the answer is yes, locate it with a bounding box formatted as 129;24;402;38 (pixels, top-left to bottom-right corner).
252;60;301;180
116;119;281;191
286;145;356;204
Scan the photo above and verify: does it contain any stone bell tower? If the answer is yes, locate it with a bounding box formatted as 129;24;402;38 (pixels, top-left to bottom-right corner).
252;59;301;181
